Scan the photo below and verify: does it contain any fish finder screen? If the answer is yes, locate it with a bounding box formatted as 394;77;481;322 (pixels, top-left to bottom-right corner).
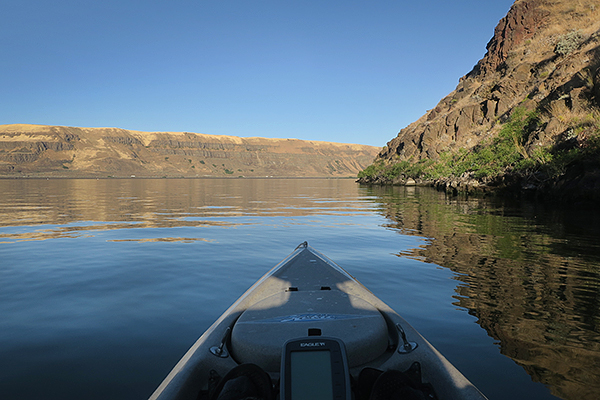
290;350;333;400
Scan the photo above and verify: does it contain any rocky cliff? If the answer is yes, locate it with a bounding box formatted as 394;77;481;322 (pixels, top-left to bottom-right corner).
0;124;379;178
359;0;600;202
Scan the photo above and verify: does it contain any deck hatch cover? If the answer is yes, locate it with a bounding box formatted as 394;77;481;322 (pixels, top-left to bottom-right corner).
230;290;388;371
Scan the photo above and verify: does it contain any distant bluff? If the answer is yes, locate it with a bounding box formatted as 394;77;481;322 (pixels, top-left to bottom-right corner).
359;0;600;203
0;124;379;178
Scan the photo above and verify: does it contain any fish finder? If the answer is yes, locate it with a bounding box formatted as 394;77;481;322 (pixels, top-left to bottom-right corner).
280;337;351;400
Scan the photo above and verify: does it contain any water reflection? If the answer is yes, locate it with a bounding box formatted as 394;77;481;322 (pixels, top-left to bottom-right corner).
109;237;212;243
0;178;371;242
363;185;600;400
2;178;599;399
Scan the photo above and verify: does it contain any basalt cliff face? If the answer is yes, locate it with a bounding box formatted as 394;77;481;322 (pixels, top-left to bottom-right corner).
359;0;600;202
0;124;379;178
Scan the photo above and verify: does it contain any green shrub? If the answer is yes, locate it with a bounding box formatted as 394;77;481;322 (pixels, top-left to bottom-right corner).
555;31;584;56
359;107;600;184
359;107;540;181
357;162;385;179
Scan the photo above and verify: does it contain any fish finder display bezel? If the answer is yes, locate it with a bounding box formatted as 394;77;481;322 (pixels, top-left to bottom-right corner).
280;337;351;400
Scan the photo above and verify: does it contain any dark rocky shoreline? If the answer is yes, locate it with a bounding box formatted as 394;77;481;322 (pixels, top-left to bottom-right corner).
357;159;600;206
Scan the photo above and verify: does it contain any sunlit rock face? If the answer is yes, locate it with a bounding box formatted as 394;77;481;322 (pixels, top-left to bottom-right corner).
0;124;379;178
365;0;600;200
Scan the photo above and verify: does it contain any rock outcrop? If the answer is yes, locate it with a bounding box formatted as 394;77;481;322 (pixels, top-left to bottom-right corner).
360;0;600;202
0;124;379;178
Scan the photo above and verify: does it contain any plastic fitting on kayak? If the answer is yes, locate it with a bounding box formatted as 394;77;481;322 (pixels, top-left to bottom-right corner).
396;323;418;354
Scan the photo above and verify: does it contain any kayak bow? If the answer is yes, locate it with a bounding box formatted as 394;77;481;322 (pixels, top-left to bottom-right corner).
150;242;487;400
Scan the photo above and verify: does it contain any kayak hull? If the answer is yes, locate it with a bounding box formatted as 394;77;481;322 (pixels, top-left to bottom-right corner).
149;243;487;400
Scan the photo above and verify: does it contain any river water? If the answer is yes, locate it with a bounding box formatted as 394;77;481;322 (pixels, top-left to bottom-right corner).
0;178;598;400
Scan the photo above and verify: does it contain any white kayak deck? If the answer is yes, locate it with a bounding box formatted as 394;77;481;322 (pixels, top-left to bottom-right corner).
149;243;487;400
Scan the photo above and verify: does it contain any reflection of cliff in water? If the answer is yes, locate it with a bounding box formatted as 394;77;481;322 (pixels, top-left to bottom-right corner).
0;178;367;242
364;185;600;400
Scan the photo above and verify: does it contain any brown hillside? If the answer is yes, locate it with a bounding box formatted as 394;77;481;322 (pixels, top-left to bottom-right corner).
0;124;379;178
360;0;600;201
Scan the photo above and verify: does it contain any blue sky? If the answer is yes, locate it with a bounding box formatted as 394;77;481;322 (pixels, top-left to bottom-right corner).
3;0;515;146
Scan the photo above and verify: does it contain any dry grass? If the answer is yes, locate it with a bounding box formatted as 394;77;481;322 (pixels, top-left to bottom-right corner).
542;101;600;136
513;0;600;60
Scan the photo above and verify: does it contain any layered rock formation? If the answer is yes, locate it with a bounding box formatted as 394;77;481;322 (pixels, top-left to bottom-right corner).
360;0;600;201
0;124;379;178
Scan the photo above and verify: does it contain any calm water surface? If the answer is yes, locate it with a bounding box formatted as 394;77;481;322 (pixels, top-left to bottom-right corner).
1;178;599;400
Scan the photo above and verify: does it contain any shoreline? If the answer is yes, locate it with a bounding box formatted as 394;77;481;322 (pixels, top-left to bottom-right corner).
356;171;600;207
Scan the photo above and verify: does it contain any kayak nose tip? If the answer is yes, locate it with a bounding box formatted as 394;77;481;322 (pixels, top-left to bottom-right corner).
295;241;309;249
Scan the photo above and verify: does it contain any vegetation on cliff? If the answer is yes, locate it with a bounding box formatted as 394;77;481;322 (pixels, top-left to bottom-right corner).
359;106;600;187
358;0;600;202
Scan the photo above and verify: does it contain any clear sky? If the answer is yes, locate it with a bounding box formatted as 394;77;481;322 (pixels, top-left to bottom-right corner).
3;0;516;147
